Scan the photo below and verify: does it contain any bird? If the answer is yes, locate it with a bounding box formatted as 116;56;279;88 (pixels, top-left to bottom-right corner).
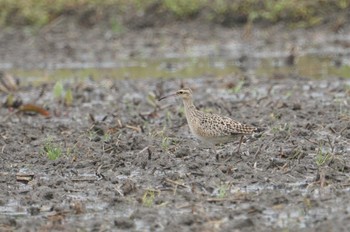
159;87;261;160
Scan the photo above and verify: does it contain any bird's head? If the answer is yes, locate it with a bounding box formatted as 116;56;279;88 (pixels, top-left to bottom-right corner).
175;88;192;99
159;87;193;101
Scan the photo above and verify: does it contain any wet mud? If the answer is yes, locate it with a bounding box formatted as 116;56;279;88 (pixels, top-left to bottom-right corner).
1;20;350;231
1;74;349;231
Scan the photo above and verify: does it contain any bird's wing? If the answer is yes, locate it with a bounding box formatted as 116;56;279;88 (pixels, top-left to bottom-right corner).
199;113;256;137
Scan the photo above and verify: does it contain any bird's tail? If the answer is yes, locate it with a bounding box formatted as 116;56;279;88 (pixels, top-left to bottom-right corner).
252;127;266;138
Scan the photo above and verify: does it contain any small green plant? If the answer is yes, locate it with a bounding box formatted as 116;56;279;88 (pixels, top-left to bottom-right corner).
53;81;64;100
142;190;155;207
231;80;245;94
87;130;98;141
161;136;170;151
217;184;228;198
43;139;62;160
271;123;291;134
289;148;303;160
64;88;73;106
315;146;331;166
102;132;111;142
53;81;74;106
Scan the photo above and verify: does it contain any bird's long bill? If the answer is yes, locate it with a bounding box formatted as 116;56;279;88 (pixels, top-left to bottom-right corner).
158;93;177;101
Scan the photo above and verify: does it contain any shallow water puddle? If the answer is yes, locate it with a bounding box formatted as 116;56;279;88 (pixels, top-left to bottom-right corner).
262;207;308;228
6;54;350;82
262;198;348;229
0;199;27;216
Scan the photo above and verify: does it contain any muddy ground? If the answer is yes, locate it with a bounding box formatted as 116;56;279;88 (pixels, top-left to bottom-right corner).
1;20;350;232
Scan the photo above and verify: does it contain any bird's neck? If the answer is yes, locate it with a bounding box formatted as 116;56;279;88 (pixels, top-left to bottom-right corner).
182;98;197;116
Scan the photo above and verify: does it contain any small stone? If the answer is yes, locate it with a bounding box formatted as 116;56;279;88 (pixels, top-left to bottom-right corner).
114;217;135;229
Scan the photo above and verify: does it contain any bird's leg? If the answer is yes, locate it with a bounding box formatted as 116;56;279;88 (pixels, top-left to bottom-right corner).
231;135;244;161
236;135;244;153
215;147;219;161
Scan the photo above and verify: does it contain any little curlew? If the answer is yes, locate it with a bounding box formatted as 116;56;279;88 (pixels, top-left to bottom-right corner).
159;87;260;160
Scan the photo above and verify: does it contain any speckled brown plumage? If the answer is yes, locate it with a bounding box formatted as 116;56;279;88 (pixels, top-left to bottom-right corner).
160;88;260;153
